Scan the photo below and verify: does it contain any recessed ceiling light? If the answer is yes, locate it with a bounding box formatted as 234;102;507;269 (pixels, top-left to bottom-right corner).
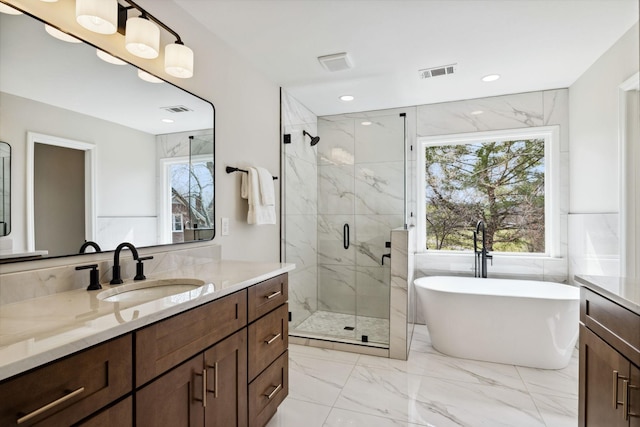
470;110;484;116
482;74;500;82
162;118;174;123
339;95;354;102
361;121;372;126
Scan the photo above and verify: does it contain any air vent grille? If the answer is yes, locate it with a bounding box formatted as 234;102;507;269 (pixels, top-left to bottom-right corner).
318;52;353;72
419;63;457;79
162;105;193;113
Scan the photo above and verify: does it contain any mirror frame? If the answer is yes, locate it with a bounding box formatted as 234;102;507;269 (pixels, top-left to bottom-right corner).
0;2;216;264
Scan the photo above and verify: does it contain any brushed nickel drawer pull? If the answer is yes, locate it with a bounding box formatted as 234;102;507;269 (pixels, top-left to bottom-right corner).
17;386;85;424
624;380;639;420
265;333;281;344
265;290;282;300
613;370;628;408
265;384;282;400
194;369;207;408
206;362;219;399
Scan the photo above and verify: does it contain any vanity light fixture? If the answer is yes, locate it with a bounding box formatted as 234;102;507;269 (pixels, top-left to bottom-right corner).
96;49;126;65
482;74;501;82
125;15;160;59
45;24;82;43
76;0;118;35
165;42;194;78
137;69;163;83
0;3;22;14
339;95;355;102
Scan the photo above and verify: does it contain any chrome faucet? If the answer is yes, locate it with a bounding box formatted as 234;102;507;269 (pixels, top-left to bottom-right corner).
110;242;139;284
473;220;493;278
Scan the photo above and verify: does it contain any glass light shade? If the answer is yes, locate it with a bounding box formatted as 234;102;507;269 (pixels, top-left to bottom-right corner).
0;4;22;15
126;17;160;59
76;0;118;35
96;49;126;65
45;25;82;43
165;43;194;78
137;69;163;83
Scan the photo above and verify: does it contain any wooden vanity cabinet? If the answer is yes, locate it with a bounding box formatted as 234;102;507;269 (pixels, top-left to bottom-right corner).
579;287;640;427
135;329;247;427
0;335;132;426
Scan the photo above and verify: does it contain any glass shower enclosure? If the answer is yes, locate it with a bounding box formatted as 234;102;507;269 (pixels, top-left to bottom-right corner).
283;107;406;348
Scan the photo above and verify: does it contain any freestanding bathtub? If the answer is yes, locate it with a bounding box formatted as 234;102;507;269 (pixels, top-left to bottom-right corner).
414;276;579;369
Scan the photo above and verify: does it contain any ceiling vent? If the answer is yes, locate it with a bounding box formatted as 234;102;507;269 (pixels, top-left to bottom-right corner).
318;52;353;72
419;63;457;79
162;105;192;113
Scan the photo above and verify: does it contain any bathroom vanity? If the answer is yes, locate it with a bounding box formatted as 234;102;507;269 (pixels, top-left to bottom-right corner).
0;261;292;427
577;275;640;427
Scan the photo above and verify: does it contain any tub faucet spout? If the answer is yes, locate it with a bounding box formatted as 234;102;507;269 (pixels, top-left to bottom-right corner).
474;220;491;278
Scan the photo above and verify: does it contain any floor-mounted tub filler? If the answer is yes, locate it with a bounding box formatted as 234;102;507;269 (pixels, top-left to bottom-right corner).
415;275;580;369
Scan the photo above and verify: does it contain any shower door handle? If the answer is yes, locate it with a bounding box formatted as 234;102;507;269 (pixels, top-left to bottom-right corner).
343;223;350;249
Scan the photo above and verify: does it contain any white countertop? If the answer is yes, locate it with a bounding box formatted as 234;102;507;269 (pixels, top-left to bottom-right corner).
0;260;295;381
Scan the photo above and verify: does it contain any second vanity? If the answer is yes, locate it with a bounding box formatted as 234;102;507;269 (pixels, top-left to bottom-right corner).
0;258;293;427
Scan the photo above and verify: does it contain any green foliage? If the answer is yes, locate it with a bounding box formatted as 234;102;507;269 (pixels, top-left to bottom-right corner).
425;139;545;252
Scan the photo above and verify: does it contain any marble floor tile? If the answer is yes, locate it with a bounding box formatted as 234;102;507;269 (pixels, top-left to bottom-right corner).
273;323;578;427
265;397;331;427
288;352;356;407
292;310;390;345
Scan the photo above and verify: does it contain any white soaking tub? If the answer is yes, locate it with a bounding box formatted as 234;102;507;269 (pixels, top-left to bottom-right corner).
414;276;579;369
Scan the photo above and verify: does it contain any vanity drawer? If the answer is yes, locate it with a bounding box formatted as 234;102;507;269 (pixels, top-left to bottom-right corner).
248;303;289;381
581;287;640;365
0;335;132;426
248;274;288;323
135;289;247;387
249;351;288;427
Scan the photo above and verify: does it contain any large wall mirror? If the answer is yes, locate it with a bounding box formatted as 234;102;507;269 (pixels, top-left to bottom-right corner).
0;8;215;261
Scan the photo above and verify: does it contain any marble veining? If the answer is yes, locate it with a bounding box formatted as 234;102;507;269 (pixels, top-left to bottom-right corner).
267;325;578;427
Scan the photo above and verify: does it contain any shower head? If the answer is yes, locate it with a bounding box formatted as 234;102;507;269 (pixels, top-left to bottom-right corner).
303;130;320;146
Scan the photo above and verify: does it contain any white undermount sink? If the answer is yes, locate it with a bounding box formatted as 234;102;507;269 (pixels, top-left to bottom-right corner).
97;278;206;303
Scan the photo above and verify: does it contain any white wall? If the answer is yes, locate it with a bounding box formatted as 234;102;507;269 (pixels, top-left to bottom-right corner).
569;22;639;213
567;22;639;279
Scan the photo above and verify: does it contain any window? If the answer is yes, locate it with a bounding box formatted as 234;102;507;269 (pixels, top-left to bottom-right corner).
417;127;559;256
172;213;184;232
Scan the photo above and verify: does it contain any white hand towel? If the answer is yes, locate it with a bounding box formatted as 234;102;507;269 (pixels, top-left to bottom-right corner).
241;167;276;225
256;167;275;206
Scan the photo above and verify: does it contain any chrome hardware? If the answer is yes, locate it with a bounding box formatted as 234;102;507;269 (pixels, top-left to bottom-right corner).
265;384;283;400
17;387;85;424
265;333;281;344
265;290;282;300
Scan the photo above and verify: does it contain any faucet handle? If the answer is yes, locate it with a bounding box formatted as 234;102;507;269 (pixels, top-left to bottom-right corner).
134;256;154;281
76;264;101;291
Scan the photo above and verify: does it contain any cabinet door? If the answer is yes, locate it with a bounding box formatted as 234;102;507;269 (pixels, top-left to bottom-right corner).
136;355;205;427
203;329;248;427
580;325;629;427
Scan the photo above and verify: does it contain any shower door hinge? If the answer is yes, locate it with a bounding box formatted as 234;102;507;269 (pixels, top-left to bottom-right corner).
399;113;406;117
283;134;291;144
288;311;292;322
410;145;413;151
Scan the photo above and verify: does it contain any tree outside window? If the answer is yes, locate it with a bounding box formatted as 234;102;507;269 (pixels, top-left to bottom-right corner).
424;138;545;253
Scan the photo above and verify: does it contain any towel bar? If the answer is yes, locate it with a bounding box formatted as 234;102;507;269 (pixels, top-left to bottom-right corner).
226;166;277;180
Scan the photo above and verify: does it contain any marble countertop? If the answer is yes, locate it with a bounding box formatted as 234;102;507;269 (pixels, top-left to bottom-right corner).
574;274;640;315
0;260;295;381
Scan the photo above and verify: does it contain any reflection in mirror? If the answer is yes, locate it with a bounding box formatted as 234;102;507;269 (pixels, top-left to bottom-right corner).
0;10;215;260
0;142;9;237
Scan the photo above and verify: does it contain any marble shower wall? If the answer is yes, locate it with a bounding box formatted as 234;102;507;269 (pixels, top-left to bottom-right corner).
317;111;407;320
281;91;318;328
